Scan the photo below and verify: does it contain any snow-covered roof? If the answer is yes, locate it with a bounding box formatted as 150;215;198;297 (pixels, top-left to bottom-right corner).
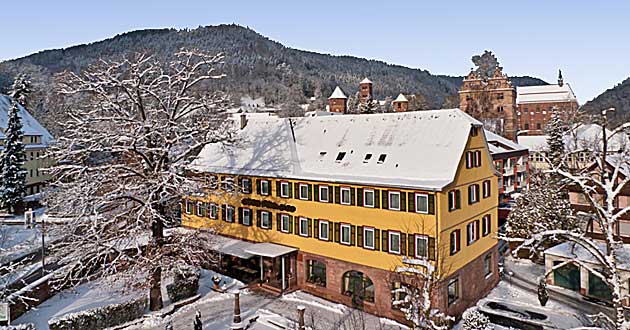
485;130;528;155
393;93;408;103
304;110;341;117
517;123;630;153
545;241;630;271
189;109;483;190
516;84;577;104
0;95;54;145
244;243;298;258
328;86;347;99
360;78;372;84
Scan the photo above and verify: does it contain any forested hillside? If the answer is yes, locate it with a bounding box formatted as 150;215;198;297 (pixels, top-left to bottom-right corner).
581;77;630;127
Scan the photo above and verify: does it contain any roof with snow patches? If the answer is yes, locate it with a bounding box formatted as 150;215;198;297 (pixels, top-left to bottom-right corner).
328;86;347;99
0;95;54;145
516;84;577;104
189;109;483;190
484;129;528;155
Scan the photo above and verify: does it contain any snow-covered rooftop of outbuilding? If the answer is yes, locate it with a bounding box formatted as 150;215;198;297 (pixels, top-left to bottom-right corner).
393;93;408;102
0;95;54;144
328;86;347;99
189;109;483;190
516;84;577;104
517;123;630;153
485;130;528;155
546;241;630;271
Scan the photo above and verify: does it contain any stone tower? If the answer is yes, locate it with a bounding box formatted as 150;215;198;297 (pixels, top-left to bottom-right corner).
328;86;348;113
359;78;373;104
458;67;518;140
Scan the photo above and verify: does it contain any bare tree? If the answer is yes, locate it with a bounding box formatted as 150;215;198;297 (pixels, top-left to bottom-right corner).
45;49;234;311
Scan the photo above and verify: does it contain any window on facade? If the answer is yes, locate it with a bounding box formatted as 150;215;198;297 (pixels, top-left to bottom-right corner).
448;190;460;211
467;221;479;244
475;150;482;167
448;278;459;305
392;282;409;310
389;191;401;210
299;217;309;237
342;271;374;303
209;204;218;219
415;235;428;259
389;232;401;254
497;93;504;100
261;211;271;229
466;151;473;168
222;177;235;192
281;214;290;233
185;200;194;214
340;224;351;245
536;123;542;130
341;187;351;205
307;260;327;287
196;202;204;217
484;254;493;277
226;205;235;222
242;208;252;226
497;106;504;112
524;123;530;130
471;127;479;136
260;180;270;195
336;152;346;162
319;221;329;241
482;215;491;236
280;182;290;198
469;184;479;204
241;178;252;193
482;180;491;198
450;230;460;255
363;227;375;249
299;184;309;200
364;189;375;207
415;193;429;213
319;185;329;202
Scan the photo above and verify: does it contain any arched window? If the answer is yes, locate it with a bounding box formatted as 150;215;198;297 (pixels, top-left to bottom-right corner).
342;271;375;303
306;260;326;287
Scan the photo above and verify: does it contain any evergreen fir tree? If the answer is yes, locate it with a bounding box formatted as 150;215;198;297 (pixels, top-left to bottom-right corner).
0;75;29;214
546;106;566;172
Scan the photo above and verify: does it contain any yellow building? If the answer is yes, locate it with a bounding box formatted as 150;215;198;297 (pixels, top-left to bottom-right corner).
0;95;54;196
182;110;499;321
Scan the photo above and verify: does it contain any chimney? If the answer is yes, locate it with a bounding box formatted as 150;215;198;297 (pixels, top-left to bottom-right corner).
297;305;306;330
239;113;248;129
558;69;564;87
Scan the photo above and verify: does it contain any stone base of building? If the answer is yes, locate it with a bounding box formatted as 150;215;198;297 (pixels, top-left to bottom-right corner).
295;245;499;325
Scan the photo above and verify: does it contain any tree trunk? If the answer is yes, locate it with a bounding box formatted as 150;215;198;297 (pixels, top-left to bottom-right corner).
149;265;163;311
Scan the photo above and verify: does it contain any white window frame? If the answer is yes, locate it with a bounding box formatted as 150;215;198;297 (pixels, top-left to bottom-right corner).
484;253;493;277
185;200;194;214
196;202;204;217
363;227;375;250
261;211;271;229
260;180;270;195
482;180;490;198
299;217;309;237
389;231;401;255
467;221;478;244
280;181;290;198
482;215;491;236
466;151;473;168
415;193;429;214
470;185;478;203
209;203;218;219
241;178;251;193
340;224;351;245
226;205;235;223
280;214;290;233
319;220;329;241
450;230;459;254
242;208;251;226
319;185;329;202
448;190;458;210
299;184;309;200
388;191;401;211
415;235;428;259
340;187;351;205
448;277;459;305
364;189;375;208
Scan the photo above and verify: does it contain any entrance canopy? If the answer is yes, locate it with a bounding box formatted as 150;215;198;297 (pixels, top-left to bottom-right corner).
244;242;297;258
212;235;256;259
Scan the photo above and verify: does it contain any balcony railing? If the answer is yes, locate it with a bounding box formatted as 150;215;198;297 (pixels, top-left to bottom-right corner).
503;167;515;176
517;164;527;172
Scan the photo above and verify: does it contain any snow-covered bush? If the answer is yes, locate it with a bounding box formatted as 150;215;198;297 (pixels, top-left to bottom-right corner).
461;309;492;330
167;264;200;302
48;297;147;330
0;324;35;330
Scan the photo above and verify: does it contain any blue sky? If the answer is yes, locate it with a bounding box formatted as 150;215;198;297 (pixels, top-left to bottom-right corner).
2;0;629;102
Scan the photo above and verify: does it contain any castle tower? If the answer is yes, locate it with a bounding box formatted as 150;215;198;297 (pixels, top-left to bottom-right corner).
558;69;564;87
328;86;348;113
392;93;409;112
359;78;373;104
458;67;518;140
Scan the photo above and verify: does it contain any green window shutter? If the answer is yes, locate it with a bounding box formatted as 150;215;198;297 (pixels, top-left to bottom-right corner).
288;182;293;198
401;234;407;255
334;186;341;204
308;184;313;201
468;186;473;205
455;190;461;209
237;177;243;191
476;220;481;240
334;223;340;243
450;232;456;255
256;179;262;195
357;188;364;206
381;230;389;252
350;225;356;246
382;190;389;209
313;219;319;238
329;223;334;241
308;218;313;237
256;210;261;227
237;207;243;224
294;183;299;198
221;206;226;221
276;181;281;197
314;184;320;201
357;226;363;248
328;187;334;204
407;192;415;213
293;217;299;235
350;188;356;206
428;237;436;261
400;193;407;212
428;195;435;214
276;214;281;232
408;234;415;257
374;229;380;250
374;190;381;208
289;216;294;234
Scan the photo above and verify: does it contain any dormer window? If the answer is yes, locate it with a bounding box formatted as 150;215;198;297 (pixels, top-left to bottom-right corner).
377;154;387;164
336;152;346;162
363;154;372;163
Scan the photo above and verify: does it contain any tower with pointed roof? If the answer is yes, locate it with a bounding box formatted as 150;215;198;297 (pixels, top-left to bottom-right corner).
392;93;409;112
359;77;373;104
328;86;348;113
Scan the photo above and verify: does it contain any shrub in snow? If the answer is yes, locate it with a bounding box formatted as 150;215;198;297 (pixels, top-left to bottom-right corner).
167;264;200;302
0;325;35;330
461;309;492;330
48;297;147;330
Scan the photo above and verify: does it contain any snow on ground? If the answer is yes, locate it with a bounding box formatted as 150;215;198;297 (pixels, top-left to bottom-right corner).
15;279;143;329
280;291;347;315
